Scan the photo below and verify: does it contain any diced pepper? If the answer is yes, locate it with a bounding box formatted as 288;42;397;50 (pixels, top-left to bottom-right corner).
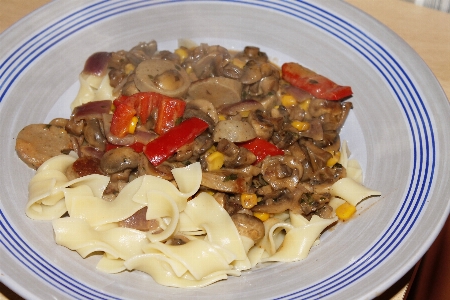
143;117;209;166
239;137;284;163
282;62;353;101
110;102;136;138
154;96;186;135
105;143;121;152
111;92;186;137
133;92;153;124
128;142;145;153
105;142;145;153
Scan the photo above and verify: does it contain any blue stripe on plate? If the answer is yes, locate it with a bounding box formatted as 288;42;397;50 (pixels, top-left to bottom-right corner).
0;1;435;299
0;211;119;299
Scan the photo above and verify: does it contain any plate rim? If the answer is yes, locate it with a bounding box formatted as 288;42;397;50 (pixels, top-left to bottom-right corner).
1;0;449;299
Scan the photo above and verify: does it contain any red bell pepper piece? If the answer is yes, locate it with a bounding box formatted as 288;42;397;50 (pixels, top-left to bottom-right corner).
110;102;136;138
154;96;186;135
239;137;284;163
281;62;352;101
114;92;154;124
132;93;153;123
128;142;145;153
105;143;121;152
105;142;145;153
143;117;209;166
110;92;186;138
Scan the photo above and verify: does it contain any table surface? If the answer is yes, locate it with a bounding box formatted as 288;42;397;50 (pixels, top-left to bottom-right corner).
1;0;449;299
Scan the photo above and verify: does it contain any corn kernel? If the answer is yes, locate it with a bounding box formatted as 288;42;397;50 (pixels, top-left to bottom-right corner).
206;151;224;171
185;65;193;74
281;94;297;107
124;63;135;75
175;48;188;62
239;111;250;118
232;58;246;69
326;151;341;167
128;116;138;134
241;193;258;209
253;212;270;222
335;202;356;221
291;121;311;131
111;103;116;112
205;145;216;156
218;114;227;121
299;99;311;111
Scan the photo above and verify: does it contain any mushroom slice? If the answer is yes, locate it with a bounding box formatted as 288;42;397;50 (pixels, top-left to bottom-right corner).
201;169;251;194
134;58;190;98
231;213;265;242
186;99;219;123
187;76;242;108
240;60;262;85
213;120;256;143
100;146;140;175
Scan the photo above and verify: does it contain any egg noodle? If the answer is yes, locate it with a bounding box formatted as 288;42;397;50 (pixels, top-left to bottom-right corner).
26;144;380;288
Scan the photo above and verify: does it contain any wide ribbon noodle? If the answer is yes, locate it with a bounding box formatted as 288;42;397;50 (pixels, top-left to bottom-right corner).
26;145;381;288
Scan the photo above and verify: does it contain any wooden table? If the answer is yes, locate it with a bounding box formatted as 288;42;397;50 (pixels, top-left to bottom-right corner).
1;1;449;299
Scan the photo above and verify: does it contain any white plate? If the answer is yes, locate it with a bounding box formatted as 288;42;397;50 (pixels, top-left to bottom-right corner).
1;1;449;299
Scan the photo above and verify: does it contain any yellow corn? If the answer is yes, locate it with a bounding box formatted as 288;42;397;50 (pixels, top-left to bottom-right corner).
239;111;250;118
335;202;356;221
205;145;216;156
326;151;341;167
241;193;258;209
124;63;135;75
111;103;116;112
128;116;138;134
218;114;227;121
175;47;188;62
281;94;297;107
291;121;311;131
206;151;224;171
232;58;246;69
253;212;270;222
299;99;311;111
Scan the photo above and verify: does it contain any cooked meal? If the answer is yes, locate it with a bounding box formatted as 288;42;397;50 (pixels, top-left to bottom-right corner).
16;40;380;288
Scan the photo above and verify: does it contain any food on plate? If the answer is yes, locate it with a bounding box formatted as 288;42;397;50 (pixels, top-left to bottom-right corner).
16;40;381;288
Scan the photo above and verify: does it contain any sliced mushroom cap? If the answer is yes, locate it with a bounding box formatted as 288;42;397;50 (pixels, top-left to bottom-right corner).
240;60;262;85
100;146;139;174
186;99;219;123
231;213;265;242
134;58;190;98
84;119;106;151
201;169;251;194
218;100;264;116
187;77;242;108
213;120;256;143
